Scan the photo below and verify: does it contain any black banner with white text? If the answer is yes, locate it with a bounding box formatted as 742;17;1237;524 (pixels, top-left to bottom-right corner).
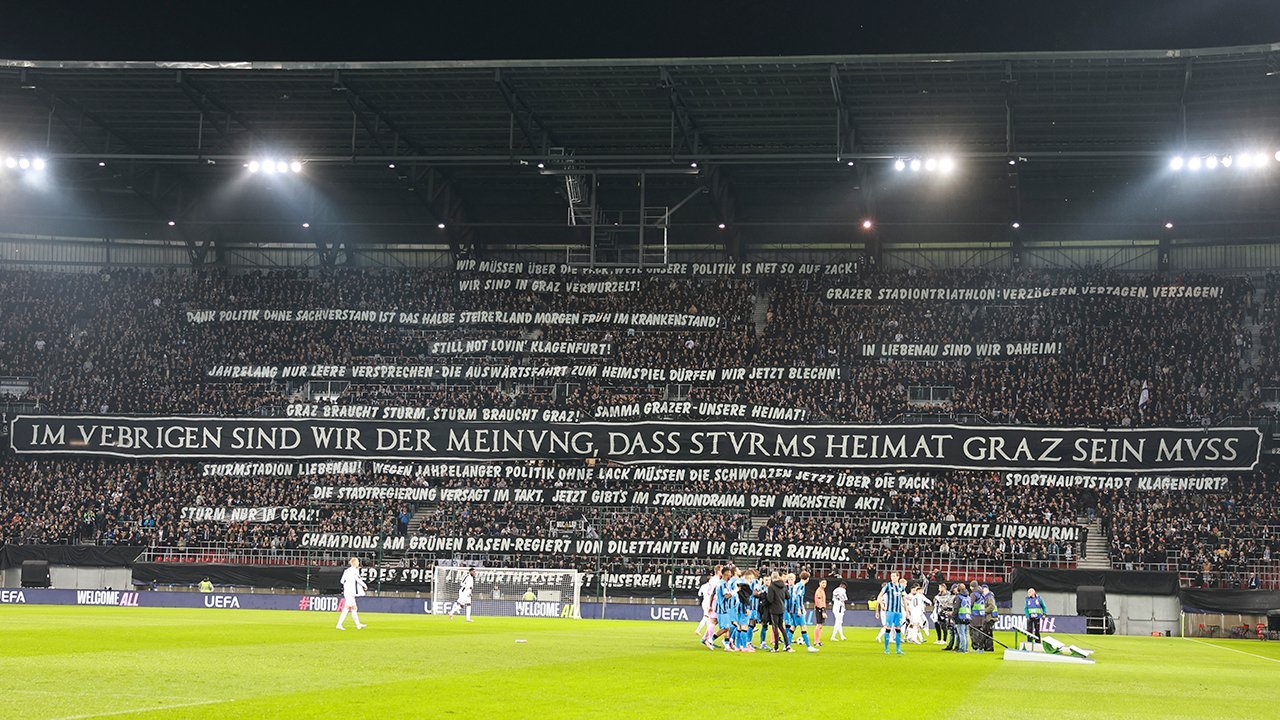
11;416;1262;472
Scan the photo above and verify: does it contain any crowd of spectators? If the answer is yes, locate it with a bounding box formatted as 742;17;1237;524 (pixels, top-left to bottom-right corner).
2;264;1278;586
2;266;1265;428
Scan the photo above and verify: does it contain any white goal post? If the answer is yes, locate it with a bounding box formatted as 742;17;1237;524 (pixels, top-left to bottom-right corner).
431;566;583;619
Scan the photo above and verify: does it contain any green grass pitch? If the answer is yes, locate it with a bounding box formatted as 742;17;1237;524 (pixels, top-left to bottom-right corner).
1;606;1278;719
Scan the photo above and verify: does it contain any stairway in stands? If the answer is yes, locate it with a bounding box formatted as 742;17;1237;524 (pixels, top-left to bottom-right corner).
1075;516;1112;570
729;516;771;568
752;283;771;337
407;500;440;535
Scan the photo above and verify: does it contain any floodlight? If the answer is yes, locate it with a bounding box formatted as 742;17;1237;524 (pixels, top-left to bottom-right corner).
938;156;955;173
924;158;937;172
248;160;261;173
275;161;288;173
18;158;29;169
31;158;45;171
909;159;921;172
1164;222;1174;229
4;157;16;169
861;219;873;230
1188;157;1202;171
1011;222;1021;229
717;223;726;229
437;223;446;229
1169;156;1184;171
894;159;906;171
290;161;302;173
1206;155;1218;170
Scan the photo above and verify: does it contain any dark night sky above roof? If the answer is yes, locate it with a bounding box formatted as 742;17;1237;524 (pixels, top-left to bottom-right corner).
2;0;1278;62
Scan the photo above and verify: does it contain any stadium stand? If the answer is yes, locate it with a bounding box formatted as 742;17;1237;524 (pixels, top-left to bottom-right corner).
2;265;1277;591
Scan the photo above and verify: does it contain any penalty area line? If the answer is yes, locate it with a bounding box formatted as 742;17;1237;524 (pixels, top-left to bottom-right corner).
51;698;229;720
1184;637;1280;664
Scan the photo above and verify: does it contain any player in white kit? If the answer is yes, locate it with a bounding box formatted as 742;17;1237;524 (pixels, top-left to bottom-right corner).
830;580;848;640
694;566;720;638
336;557;367;630
905;584;931;643
448;567;476;622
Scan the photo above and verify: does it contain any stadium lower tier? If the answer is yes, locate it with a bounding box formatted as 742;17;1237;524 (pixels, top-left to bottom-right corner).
3;456;1277;590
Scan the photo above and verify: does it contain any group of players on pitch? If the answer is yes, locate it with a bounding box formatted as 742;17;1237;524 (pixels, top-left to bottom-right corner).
696;565;1027;655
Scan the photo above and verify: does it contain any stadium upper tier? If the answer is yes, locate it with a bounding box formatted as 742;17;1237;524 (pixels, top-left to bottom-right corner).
0;265;1267;426
1;263;1278;590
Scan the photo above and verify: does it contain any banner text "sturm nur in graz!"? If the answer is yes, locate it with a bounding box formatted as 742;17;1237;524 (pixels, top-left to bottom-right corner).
10;416;1262;472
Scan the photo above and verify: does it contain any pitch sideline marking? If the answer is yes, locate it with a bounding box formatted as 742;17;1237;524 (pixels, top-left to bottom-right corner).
1185;637;1280;664
51;699;227;720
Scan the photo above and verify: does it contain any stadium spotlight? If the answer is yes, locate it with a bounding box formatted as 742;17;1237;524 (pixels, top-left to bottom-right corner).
3;157;15;169
861;219;874;230
1259;153;1271;167
437;222;446;229
1238;154;1252;169
893;159;906;172
717;222;726;229
536;162;545;169
262;160;276;174
846;160;854;166
290;161;303;173
1275;150;1280;162
1206;155;1219;170
1187;156;1202;171
275;161;288;173
938;156;955;174
1221;155;1233;168
31;158;46;171
1011;221;1021;229
248;160;261;173
17;158;29;170
302;222;310;229
909;159;922;172
167;220;176;227
1169;156;1184;171
924;158;938;172
388;163;396;169
690;162;698;168
1164;222;1174;229
98;161;106;167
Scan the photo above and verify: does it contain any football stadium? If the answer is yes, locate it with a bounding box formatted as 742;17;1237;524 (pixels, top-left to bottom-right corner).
2;5;1280;719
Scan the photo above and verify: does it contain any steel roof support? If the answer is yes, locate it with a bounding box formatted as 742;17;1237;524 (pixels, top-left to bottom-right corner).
494;68;561;156
26;81;213;264
831;65;877;230
336;75;477;258
661;67;745;259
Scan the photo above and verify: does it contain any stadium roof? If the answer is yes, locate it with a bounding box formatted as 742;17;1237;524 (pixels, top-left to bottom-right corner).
1;42;1279;259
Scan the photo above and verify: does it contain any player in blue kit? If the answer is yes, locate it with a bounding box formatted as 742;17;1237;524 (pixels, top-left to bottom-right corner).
786;571;819;653
741;569;765;651
877;571;907;655
708;566;736;650
732;569;756;652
